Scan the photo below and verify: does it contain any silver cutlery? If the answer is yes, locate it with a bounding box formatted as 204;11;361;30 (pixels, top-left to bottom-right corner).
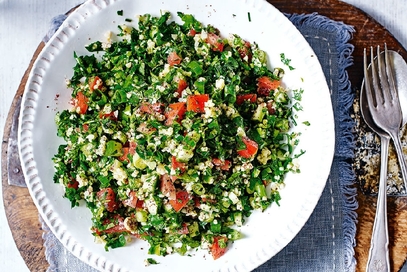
362;44;404;272
361;49;407;195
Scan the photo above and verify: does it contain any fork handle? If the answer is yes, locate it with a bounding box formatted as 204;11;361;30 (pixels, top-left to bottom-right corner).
390;130;407;192
366;135;390;272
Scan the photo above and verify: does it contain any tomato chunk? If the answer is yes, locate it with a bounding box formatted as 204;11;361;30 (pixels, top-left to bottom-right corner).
122;191;138;208
236;94;257;105
139;102;164;114
67;179;79;189
212;158;231;171
137;122;157;134
99;111;117;120
238;41;252;62
97;188;119;212
237;137;258;158
104;223;128;234
187;94;209;113
257;76;280;97
167;51;182;66
177;222;190;234
160;174;176;200
136;199;145;209
206;33;224;52
90;76;103;91
82;124;89;132
74;91;88;114
210;236;228;260
119;142;136;162
188;29;197;37
165;102;186;126
95;215;128;234
169;191;190;212
176;79;188;97
172;156;187;172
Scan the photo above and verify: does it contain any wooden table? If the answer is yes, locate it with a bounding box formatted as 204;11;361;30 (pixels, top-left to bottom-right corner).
2;0;407;271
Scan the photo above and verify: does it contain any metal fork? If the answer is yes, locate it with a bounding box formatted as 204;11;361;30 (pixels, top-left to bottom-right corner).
364;44;404;272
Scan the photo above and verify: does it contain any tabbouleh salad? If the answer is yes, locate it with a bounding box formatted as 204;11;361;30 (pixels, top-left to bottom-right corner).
52;11;305;260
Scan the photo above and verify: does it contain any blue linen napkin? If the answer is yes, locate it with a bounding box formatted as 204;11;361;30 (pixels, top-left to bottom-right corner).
41;11;357;272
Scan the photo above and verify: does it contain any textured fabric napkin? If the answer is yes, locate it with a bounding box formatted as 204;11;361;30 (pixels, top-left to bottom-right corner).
40;11;357;272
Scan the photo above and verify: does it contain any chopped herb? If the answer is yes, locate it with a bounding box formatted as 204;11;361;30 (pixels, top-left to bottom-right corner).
303;121;311;126
117;10;123;16
280;53;295;70
293;88;304;101
248;12;251;22
125;18;132;22
146;258;159;265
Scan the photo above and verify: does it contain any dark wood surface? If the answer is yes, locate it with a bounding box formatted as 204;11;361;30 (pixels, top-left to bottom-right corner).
2;0;407;271
2;42;49;272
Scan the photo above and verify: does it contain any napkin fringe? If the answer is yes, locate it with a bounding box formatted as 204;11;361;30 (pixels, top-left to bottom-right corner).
43;14;68;43
286;13;357;272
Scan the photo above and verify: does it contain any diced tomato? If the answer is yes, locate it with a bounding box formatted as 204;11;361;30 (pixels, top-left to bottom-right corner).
238;41;252;62
169;191;190;212
136;199;145;209
139;102;164;114
212;158;231;171
194;196;217;208
236;94;257;105
160;174;176;200
99;111;117;120
95;216;128;234
210;236;228;260
206;33;224;52
119;147;130;162
82;124;89;132
104;223;128;234
188;29;197;37
194;196;201;207
237;137;258;158
120;141;137;162
257;76;281;97
187;94;209;113
172;156;186;172
177;222;190;234
137;122;157;134
74;91;88;114
97;188;119;212
170;175;178;183
176;79;188;97
139;104;151;114
123;191;138;208
90;76;103;91
164;102;186;126
266;101;276;115
167;51;182;66
67;179;79;189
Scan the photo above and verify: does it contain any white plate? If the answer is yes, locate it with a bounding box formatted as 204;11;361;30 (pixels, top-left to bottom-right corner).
18;0;334;271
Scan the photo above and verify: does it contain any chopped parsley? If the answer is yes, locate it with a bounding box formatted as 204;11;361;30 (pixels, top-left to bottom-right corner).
146;258;159;265
52;11;304;260
280;53;295;70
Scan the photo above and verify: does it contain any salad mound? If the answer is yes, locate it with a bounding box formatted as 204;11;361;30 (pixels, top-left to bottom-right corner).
52;11;304;260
